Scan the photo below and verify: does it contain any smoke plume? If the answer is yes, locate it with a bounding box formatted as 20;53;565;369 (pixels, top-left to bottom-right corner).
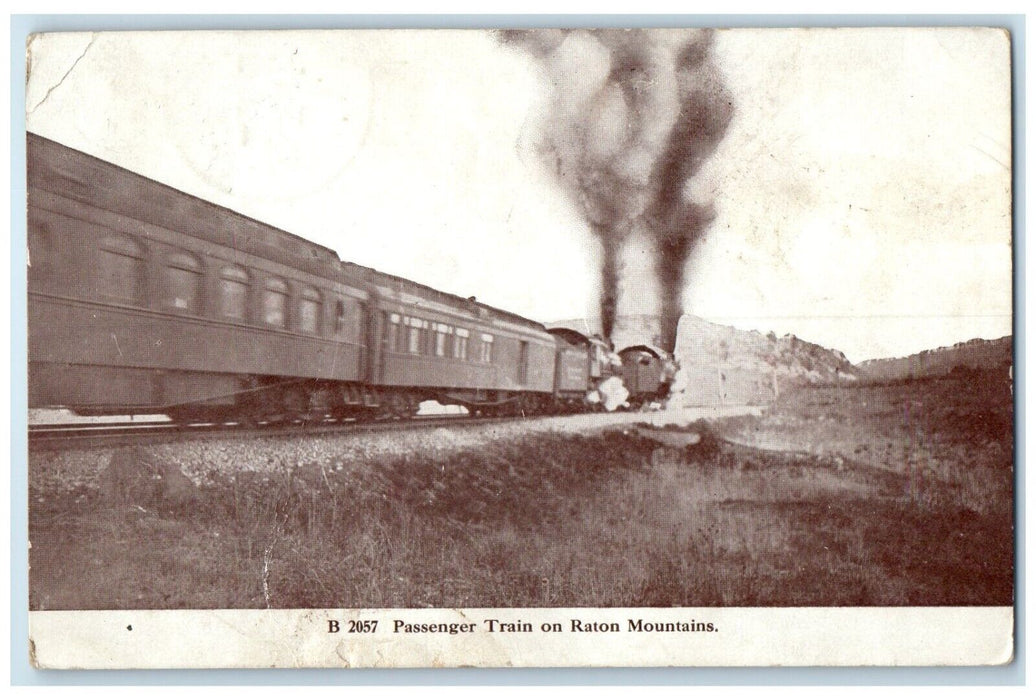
500;29;733;350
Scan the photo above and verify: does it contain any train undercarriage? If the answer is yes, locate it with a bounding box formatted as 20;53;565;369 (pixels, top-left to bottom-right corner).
32;364;601;425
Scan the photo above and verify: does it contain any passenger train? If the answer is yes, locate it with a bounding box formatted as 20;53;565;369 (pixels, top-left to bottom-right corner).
27;133;675;424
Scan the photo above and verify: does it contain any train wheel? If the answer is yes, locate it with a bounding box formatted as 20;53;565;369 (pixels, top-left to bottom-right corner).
517;394;535;417
384;393;413;420
282;386;309;422
355;405;379;422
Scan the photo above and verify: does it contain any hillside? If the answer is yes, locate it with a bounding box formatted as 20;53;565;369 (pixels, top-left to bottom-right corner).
857;336;1013;383
548;314;860;406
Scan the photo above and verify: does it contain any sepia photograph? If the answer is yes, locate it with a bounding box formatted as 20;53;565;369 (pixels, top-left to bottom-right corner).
22;24;1014;668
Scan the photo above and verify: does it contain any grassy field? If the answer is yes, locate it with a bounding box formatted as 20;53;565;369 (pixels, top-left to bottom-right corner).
29;368;1013;609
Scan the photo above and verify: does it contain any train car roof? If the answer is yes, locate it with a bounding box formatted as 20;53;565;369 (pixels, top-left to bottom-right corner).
27;133;343;273
618;344;671;359
547;327;591;346
27;133;552;336
340;261;552;335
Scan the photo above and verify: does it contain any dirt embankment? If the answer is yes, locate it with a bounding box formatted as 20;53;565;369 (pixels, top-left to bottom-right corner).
29;405;761;494
28;379;1011;610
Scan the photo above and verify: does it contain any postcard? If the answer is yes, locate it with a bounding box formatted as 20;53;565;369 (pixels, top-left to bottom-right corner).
24;26;1013;668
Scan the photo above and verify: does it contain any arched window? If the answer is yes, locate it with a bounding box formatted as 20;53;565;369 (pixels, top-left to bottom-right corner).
299;285;322;334
335;298;365;340
165;252;202;312
263;277;288;327
97;235;145;303
28;219;57;274
218;265;250;320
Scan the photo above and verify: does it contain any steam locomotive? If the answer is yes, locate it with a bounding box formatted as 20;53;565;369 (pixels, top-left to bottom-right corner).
27;133;675;424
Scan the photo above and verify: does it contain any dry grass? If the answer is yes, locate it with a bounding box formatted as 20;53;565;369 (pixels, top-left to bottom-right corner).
29;372;1013;609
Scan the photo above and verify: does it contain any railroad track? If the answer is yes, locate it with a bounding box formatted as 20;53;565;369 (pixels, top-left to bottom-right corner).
27;411;531;451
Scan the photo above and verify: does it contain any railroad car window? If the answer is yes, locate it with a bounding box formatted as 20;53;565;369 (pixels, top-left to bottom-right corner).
335;300;347;336
381;312;395;351
263;277;289;327
357;302;368;345
335;298;366;339
165;252;202;312
479;333;494;363
28;219;57;275
389;313;402;351
434;323;451;357
422;320;433;355
407;317;422;354
218;265;250;320
299;285;322;334
97;236;144;303
454;327;469;360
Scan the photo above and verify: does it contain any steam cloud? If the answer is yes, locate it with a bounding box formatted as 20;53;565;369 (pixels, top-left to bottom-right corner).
500;29;733;351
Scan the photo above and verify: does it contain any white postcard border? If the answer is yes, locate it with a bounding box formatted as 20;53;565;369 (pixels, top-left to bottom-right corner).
29;607;1014;669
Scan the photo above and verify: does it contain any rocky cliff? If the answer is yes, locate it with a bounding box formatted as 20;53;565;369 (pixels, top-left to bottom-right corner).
857;336;1013;382
548;314;860;406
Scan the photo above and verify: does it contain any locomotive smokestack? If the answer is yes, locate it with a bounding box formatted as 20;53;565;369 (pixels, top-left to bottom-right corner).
598;232;621;342
499;29;733;354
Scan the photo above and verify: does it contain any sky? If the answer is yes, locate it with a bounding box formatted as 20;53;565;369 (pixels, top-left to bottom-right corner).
24;27;1012;363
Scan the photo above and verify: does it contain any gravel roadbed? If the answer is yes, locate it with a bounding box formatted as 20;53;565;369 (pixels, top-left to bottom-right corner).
29;405;762;493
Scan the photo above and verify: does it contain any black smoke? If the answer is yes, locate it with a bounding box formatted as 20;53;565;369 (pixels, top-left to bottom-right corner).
500;29;732;350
